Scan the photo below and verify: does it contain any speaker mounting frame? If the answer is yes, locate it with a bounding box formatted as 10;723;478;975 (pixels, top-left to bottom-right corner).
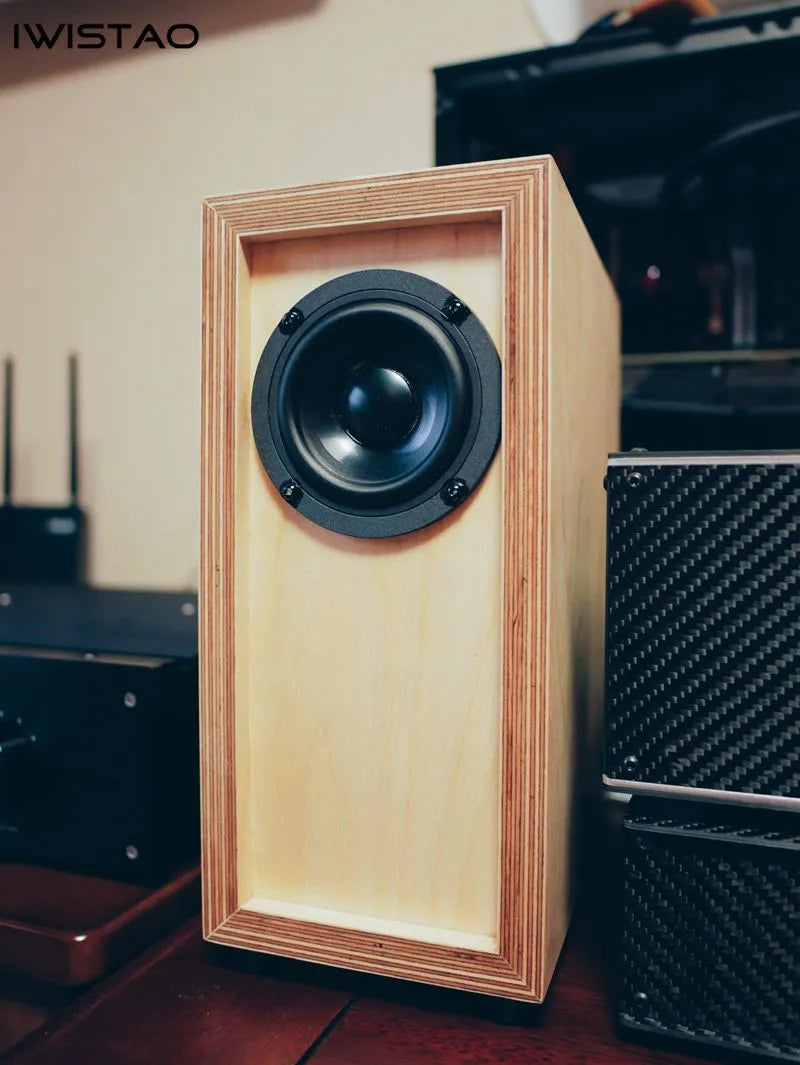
250;268;502;539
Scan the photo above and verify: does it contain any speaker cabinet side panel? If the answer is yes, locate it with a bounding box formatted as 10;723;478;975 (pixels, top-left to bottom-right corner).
542;161;621;985
235;222;504;952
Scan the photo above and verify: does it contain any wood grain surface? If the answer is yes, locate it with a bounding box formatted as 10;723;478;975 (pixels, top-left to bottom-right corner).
539;165;621;990
201;156;619;1000
7;918;351;1065
237;222;504;953
4;915;715;1065
297;912;715;1065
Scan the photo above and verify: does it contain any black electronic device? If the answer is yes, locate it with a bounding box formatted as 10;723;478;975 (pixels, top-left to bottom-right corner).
435;5;800;451
0;583;198;659
618;797;800;1062
0;354;86;583
0;585;199;883
603;450;800;808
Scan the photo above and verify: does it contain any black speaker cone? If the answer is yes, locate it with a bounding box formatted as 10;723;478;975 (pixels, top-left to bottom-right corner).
277;301;472;509
251;269;501;538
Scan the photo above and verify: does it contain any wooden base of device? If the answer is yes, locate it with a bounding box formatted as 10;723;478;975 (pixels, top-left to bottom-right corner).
201;156;619;1002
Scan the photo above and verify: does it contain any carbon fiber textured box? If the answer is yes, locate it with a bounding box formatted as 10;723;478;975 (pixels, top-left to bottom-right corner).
604;452;800;807
619;798;800;1061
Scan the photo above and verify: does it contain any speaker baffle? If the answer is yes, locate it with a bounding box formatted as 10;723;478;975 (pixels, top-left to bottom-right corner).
251;269;501;538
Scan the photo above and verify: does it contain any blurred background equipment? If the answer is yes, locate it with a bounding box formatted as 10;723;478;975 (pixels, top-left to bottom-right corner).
526;0;767;43
436;2;800;450
580;0;721;35
0;585;199;884
0;355;86;584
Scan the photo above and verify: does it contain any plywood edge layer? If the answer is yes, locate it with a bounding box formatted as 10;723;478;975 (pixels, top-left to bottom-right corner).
204;155;552;211
200;199;239;932
242;896;500;955
206;911;540;1002
499;157;550;1003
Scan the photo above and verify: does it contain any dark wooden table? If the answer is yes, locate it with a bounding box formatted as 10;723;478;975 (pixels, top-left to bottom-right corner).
3;911;716;1065
0;863;200;1058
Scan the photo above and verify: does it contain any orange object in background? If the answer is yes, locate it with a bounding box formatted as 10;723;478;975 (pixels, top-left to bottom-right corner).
611;0;719;28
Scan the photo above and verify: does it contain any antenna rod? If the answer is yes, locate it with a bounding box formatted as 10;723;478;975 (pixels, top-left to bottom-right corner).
68;353;79;506
3;358;12;506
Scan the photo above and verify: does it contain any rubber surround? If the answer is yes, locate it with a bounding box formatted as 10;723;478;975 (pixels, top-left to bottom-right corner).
251;269;501;538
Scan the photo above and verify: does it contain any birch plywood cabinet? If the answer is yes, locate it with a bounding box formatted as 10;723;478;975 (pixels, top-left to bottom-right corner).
200;156;619;1002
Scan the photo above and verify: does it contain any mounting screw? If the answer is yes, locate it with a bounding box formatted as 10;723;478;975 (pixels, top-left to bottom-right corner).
181;601;195;617
123;692;137;709
0;593;12;607
626;471;644;488
280;480;303;507
633;991;649;1006
279;307;304;335
125;845;139;861
622;754;639;772
441;295;470;326
441;478;469;507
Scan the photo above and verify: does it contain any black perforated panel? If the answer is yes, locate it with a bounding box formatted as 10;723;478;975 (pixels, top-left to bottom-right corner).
604;459;800;800
620;800;800;1061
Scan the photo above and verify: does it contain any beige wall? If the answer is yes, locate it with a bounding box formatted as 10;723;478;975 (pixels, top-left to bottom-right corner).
0;0;542;589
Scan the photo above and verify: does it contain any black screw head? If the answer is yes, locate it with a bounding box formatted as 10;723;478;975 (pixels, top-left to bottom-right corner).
280;480;303;506
622;753;639;772
441;295;470;326
441;478;469;507
279;307;304;335
626;471;644;488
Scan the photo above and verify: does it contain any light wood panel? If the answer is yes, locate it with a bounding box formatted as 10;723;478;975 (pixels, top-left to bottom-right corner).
541;163;620;990
201;156;619;1001
238;223;504;949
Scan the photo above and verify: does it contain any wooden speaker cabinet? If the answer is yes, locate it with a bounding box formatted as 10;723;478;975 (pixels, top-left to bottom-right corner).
200;156;619;1002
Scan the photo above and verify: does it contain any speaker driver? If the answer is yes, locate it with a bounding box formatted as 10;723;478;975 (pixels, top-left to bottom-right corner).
251;269;501;538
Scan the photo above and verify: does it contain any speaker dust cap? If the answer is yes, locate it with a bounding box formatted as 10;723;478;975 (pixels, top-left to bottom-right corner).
251;269;501;538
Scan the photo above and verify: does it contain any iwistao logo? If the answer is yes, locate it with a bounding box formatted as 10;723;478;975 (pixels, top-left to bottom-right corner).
13;23;200;50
